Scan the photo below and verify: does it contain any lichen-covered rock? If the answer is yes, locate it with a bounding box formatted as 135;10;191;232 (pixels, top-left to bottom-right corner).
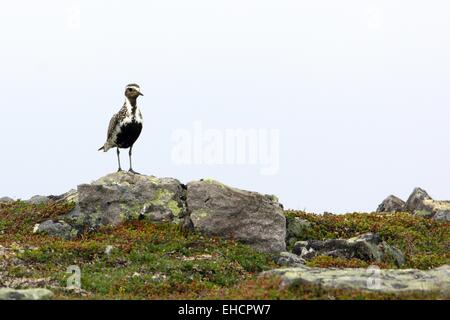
377;195;406;213
433;211;450;222
406;188;433;213
35;172;187;236
293;233;405;267
276;252;306;267
78;172;186;227
0;288;53;300
406;188;450;221
286;217;312;247
187;179;286;253
376;188;450;221
262;265;450;294
33;220;78;240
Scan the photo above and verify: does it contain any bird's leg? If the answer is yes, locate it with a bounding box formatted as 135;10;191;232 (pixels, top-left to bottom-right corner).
116;148;122;172
128;145;140;174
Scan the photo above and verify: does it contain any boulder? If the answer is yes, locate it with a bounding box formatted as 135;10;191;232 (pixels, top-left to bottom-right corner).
0;288;53;300
35;172;187;236
376;195;406;213
186;179;286;253
406;188;433;212
262;265;450;294
292;233;405;267
76;172;187;228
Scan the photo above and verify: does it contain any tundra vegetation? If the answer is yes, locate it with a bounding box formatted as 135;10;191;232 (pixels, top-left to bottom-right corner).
0;200;448;300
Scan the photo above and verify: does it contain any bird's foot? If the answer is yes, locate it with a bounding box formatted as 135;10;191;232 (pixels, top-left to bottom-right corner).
117;168;123;173
129;169;140;175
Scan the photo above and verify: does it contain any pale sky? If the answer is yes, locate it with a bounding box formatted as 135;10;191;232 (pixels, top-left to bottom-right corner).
0;0;449;213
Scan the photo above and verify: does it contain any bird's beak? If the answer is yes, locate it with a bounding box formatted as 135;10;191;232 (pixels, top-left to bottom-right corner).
139;92;144;96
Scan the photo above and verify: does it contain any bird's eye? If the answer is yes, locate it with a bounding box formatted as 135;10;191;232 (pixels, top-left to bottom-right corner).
128;88;133;91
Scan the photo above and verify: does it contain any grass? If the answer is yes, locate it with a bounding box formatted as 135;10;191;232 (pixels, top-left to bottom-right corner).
0;201;448;299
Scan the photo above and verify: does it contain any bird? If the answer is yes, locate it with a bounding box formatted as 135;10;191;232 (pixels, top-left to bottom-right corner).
98;83;144;174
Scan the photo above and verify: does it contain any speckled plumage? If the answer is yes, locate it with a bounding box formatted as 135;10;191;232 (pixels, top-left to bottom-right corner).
99;84;144;173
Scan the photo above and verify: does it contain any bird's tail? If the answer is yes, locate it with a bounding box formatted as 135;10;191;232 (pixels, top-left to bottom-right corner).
98;146;105;151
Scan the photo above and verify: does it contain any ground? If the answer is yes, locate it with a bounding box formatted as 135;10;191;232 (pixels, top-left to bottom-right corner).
0;201;449;300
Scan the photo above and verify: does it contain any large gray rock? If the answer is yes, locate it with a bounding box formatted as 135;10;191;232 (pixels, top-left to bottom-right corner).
262;265;450;294
187;179;286;253
76;172;186;228
0;288;53;300
376;195;406;213
35;172;187;236
293;233;405;267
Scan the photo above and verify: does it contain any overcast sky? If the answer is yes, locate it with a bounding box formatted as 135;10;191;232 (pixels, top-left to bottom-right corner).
0;0;449;213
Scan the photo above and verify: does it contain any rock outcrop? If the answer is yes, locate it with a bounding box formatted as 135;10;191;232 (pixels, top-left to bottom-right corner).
0;288;53;300
34;173;286;253
262;265;450;294
377;188;450;221
377;195;406;213
292;233;405;267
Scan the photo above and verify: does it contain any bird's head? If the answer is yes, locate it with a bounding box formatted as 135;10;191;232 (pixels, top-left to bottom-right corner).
125;83;144;99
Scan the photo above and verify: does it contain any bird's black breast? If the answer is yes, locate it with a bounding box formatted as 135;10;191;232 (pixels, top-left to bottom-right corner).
116;120;142;148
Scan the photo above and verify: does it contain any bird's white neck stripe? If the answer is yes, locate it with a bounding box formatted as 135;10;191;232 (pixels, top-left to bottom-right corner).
125;97;138;113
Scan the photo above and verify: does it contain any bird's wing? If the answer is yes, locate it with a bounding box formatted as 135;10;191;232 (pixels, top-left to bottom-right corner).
106;112;120;141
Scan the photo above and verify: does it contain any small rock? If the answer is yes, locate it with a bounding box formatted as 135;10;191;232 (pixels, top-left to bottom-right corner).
0;197;14;203
276;252;306;267
27;195;51;205
0;288;53;300
433;211;450;222
377;195;406;213
104;245;114;255
33;220;78;240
